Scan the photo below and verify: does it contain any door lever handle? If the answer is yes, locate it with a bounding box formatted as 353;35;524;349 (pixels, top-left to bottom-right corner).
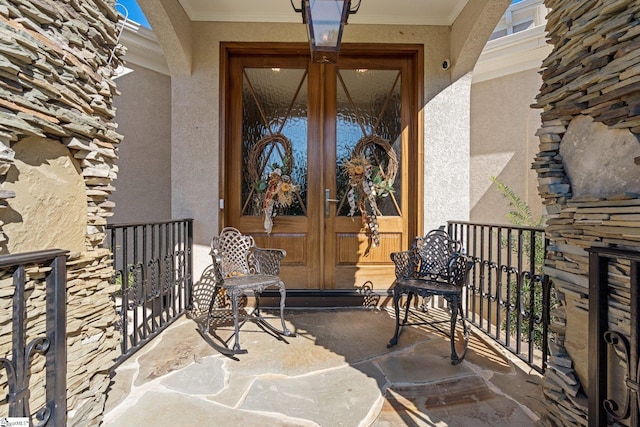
325;188;339;216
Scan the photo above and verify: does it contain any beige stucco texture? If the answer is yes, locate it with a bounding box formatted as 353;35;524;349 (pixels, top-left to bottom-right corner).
471;68;543;224
112;64;172;223
2;137;86;254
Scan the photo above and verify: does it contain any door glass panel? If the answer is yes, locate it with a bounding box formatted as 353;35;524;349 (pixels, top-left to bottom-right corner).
241;68;308;217
335;69;402;217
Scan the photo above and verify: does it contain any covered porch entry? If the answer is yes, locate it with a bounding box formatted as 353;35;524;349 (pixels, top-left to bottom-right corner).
221;44;422;293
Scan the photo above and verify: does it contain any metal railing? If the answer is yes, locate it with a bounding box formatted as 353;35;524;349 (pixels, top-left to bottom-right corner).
105;219;193;362
448;221;551;373
588;246;640;427
0;249;68;426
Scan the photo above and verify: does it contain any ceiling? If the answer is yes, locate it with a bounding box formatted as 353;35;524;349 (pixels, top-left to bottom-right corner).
177;0;470;26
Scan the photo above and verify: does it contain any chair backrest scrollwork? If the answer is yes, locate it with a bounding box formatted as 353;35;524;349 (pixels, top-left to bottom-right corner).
413;229;461;278
210;227;255;278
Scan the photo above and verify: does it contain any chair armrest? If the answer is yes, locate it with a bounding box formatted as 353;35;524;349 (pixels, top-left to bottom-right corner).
251;247;286;275
390;250;415;279
210;248;222;265
208;249;225;282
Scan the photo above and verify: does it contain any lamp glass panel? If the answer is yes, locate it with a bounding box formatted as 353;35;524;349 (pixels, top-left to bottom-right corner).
309;0;345;47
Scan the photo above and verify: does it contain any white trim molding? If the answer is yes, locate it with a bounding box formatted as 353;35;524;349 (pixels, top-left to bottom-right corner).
473;0;551;83
119;21;169;76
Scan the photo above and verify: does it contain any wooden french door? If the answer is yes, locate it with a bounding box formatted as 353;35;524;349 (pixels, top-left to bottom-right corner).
223;44;421;291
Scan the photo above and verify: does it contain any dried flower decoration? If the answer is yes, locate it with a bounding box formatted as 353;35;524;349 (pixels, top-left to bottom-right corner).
343;136;398;255
248;134;300;234
256;164;298;233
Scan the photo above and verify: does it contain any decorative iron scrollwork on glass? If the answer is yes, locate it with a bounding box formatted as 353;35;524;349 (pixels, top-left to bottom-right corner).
241;68;309;226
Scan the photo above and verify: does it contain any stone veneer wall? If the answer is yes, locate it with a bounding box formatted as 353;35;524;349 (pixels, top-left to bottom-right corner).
533;0;640;425
0;1;124;425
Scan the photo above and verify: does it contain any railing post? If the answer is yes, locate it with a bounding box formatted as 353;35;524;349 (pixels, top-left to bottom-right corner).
630;259;639;427
528;230;536;360
471;224;478;325
541;274;550;372
540;234;550;372
9;264;27;418
47;253;67;426
187;219;194;310
588;249;609;427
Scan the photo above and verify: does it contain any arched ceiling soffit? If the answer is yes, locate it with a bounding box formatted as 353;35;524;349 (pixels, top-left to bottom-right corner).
450;0;511;82
136;0;192;77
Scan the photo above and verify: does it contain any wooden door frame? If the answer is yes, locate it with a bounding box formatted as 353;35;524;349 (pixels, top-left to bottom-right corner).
322;54;422;288
219;42;424;296
220;42;423;236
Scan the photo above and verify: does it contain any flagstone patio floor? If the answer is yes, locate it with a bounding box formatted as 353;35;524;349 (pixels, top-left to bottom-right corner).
102;308;546;426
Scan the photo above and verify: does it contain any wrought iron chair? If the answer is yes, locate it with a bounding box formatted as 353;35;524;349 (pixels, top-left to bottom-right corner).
387;229;473;364
197;227;294;354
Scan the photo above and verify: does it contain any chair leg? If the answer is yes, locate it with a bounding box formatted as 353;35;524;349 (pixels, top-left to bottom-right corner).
403;292;414;325
448;296;458;364
253;283;294;337
448;295;469;365
254;290;261;317
387;286;403;348
229;289;247;354
204;286;222;335
278;283;293;336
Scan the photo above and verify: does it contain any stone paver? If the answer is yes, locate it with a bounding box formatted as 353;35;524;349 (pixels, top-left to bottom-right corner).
107;391;304;427
240;366;383;426
103;309;543;426
376;340;473;384
161;356;226;395
379;376;529;426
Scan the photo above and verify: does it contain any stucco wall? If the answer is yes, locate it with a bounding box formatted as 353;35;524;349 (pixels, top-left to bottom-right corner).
470;68;543;224
112;64;172;223
424;73;472;231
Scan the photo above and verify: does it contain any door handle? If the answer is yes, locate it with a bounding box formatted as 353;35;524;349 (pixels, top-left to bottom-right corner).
325;188;339;216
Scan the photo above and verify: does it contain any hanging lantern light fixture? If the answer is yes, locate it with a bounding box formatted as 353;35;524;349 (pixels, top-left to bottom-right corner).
291;0;361;64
